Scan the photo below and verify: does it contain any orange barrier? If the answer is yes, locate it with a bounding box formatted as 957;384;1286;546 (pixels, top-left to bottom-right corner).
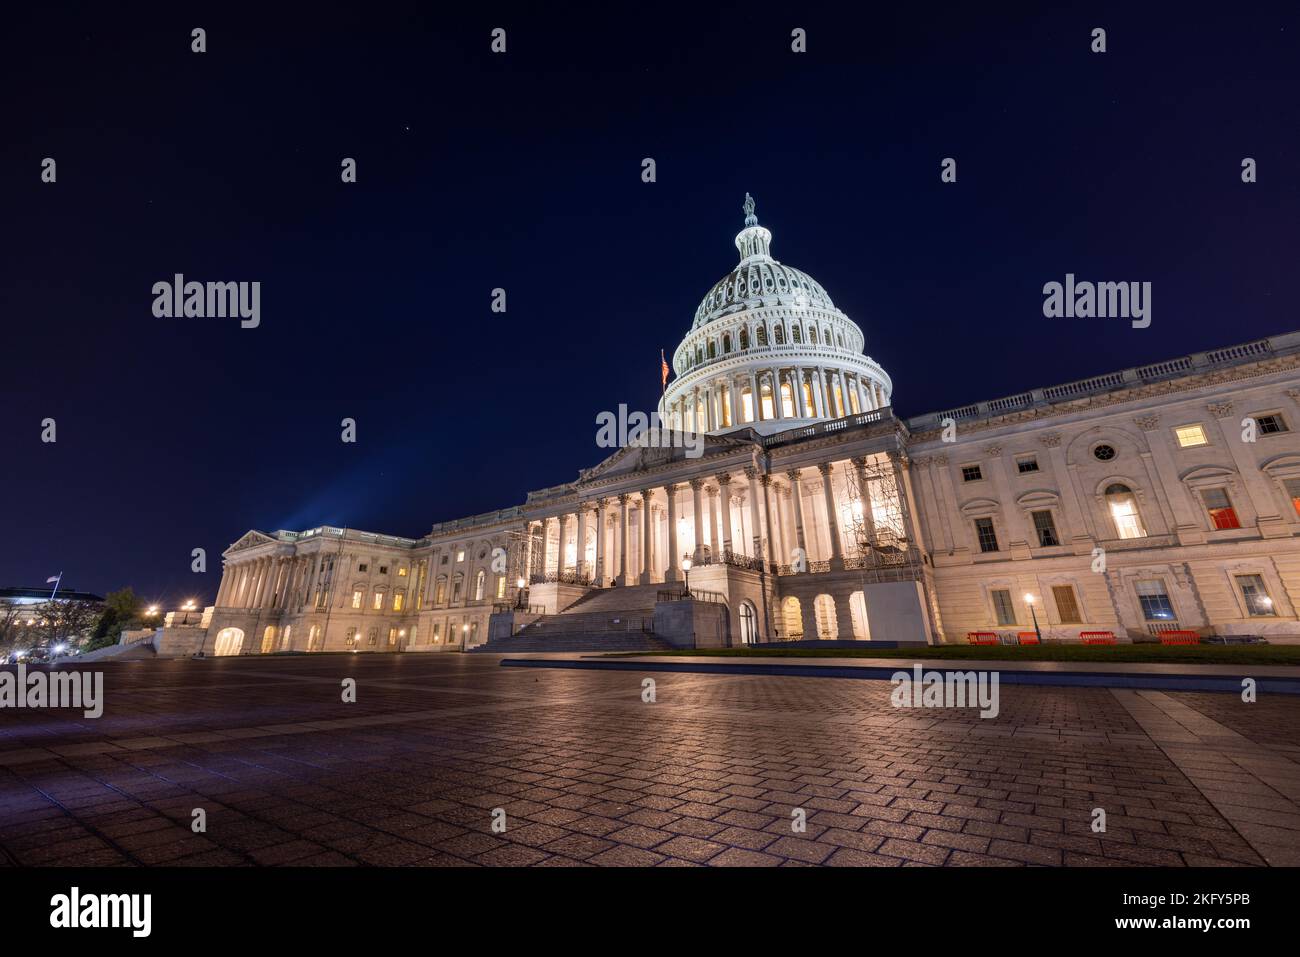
1016;632;1040;646
966;632;999;646
1080;631;1117;645
1158;630;1200;646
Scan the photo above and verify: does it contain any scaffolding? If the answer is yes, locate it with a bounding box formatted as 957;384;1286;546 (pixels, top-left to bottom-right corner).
838;456;919;581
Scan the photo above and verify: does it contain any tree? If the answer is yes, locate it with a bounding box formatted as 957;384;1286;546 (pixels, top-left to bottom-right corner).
83;587;145;652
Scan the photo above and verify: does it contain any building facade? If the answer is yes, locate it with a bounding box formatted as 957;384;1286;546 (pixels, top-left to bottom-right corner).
204;199;1300;654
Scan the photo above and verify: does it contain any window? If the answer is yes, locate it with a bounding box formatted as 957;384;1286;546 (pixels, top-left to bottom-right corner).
756;325;768;346
1201;488;1240;530
974;517;999;553
345;627;357;647
357;563;368;573
1174;424;1207;448
388;627;398;646
1134;580;1175;621
474;570;486;602
351;589;363;609
1105;484;1146;539
392;591;404;612
1236;575;1276;617
378;565;389;575
1051;585;1082;624
991;589;1016;626
1093;444;1116;461
740;327;749;349
1031;510;1060;547
367;627;377;646
791;325;802;343
1286;478;1300;518
372;591;384;610
723;334;732;353
456;549;465;562
452;574;463;602
496;576;506;600
1016;457;1039;474
808;326;817;344
440;555;448;565
1255;413;1289;435
432;622;442;642
773;325;785;345
708;340;716;359
434;578;446;603
397;566;408;577
961;465;983;483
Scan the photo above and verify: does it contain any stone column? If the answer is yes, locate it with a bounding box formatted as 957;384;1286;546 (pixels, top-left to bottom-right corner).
665;484;680;582
786;469;808;556
594;501;607;584
749;372;760;423
640;491;653;584
760;475;779;567
617;494;630;585
216;565;232;606
728;381;740;430
690;478;706;562
250;559;269;608
794;368;808;418
717;474;733;555
576;507;589;580
772;482;789;564
744;466;764;560
818;462;844;568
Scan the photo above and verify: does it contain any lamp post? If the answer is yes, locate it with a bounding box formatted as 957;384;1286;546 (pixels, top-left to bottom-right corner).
180;600;197;625
515;577;528;610
681;557;692;598
1024;593;1042;644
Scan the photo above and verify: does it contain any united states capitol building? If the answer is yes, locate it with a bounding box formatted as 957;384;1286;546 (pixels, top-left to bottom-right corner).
201;197;1300;655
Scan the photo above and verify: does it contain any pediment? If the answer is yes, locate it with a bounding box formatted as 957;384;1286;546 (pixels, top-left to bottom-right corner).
1015;489;1061;508
959;497;1002;516
225;530;278;555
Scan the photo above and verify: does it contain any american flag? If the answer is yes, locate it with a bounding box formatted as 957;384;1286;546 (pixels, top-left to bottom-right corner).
660;349;669;390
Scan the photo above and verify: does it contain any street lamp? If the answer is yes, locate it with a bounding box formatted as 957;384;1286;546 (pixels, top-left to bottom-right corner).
681;557;693;598
1024;593;1042;644
181;600;197;625
515;576;528;609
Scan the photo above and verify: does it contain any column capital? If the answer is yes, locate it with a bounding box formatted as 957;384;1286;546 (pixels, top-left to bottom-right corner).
849;455;869;469
817;462;834;476
617;492;630;505
760;474;772;487
786;468;802;483
688;477;706;490
743;465;760;479
639;488;653;502
663;482;679;494
717;472;732;486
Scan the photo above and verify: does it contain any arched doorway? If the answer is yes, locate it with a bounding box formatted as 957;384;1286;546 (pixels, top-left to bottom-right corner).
849;591;870;640
814;594;839;638
782;597;803;638
213;627;244;656
738;600;758;645
307;625;323;652
279;625;293;651
260;626;277;654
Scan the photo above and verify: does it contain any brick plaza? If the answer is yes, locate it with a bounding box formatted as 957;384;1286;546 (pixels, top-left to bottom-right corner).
1;655;1298;867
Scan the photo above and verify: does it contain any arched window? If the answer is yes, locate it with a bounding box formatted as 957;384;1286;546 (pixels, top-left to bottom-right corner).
780;381;795;417
434;576;447;604
708;340;716;359
823;327;832;346
739;327;749;349
782;597;803;638
773;324;785;345
474;569;486;601
809;326;818;344
214;627;244;656
756;325;768;346
759;379;774;420
695;346;703;365
452;573;464;602
792;325;802;344
1105;484;1147;539
739;601;757;644
723;334;732;353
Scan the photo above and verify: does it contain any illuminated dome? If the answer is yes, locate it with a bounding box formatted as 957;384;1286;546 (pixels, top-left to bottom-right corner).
662;194;893;437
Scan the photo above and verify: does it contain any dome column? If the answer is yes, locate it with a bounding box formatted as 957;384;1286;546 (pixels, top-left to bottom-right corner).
717;473;733;557
818;462;845;570
690;478;706;562
794;367;808;418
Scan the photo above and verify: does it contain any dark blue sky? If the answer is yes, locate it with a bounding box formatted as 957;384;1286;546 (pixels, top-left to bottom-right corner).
3;2;1297;604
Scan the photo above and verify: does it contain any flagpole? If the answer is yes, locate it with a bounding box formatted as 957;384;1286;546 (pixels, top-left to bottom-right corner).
49;572;62;602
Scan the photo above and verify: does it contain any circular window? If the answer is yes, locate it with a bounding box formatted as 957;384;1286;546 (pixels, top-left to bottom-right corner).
1093;444;1116;461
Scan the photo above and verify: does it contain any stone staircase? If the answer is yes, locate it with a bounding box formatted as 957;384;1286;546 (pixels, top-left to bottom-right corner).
473;583;679;653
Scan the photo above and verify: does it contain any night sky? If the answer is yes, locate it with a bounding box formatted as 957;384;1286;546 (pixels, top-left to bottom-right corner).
3;3;1297;605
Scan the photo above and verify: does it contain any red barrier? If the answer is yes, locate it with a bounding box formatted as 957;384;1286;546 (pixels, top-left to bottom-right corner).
1080;631;1117;645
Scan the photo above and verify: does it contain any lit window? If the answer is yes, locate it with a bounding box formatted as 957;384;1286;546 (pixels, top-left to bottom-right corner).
1255;414;1289;435
1016;457;1039;474
1134;580;1175;621
974;517;999;553
496;576;506;599
351;590;363;609
456;549;465;562
1105;483;1146;539
393;591;404;612
1201;488;1240;530
991;589;1016;626
398;566;408;577
1236;575;1275;617
474;570;486;602
1031;510;1060;547
961;465;983;483
372;591;383;610
1285;478;1300;518
1174;425;1208;448
1051;585;1082;624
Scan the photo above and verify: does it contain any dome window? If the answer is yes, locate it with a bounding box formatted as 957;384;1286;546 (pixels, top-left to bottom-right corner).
723;334;732;353
740;328;749;349
707;340;716;359
792;325;802;344
756;325;768;346
809;327;818;344
773;325;785;345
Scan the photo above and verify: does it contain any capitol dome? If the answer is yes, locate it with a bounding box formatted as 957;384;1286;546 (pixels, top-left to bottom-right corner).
661;195;893;437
